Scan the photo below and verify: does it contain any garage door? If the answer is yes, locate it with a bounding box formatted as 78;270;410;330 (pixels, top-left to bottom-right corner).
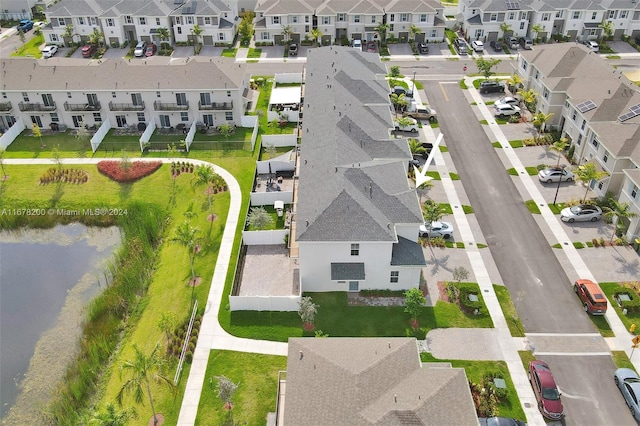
203;35;214;45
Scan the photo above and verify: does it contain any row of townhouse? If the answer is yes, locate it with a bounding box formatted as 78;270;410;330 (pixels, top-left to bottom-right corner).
41;0;238;48
0;57;248;133
253;0;446;46
294;46;427;293
1;0;49;21
458;0;640;43
517;43;640;241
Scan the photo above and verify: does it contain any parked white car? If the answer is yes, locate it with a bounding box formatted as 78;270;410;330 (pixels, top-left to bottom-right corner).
419;221;454;239
471;40;484;53
494;104;521;117
394;117;419;133
42;45;58;58
495;96;519;107
584;40;599;52
353;39;362;50
538;167;574;183
560;205;603;222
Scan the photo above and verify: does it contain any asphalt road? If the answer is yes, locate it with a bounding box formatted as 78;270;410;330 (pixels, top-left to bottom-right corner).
424;80;634;425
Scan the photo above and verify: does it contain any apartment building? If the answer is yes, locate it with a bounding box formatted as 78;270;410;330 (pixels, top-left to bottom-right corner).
0;57;248;133
253;0;445;46
0;0;51;21
517;43;640;241
42;0;238;48
458;0;640;43
294;46;426;293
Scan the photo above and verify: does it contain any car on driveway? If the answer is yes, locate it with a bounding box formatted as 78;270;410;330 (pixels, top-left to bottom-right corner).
419;221;454;239
538;167;574;183
42;45;58;58
529;360;563;420
479;80;505;94
417;42;429;54
471;40;484;52
394;117;419;133
403;103;437;122
507;37;519;49
584;40;599;52
614;368;640;421
353;39;362;50
134;41;147;57
145;43;157;57
17;19;34;32
490;40;503;52
366;41;376;52
391;86;413;98
288;43;298;56
81;44;97;58
455;38;468;55
560;204;603;222
494;104;520;117
495;96;519;107
478;417;526;426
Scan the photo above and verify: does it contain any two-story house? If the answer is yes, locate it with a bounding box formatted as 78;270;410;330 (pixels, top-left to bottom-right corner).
0;0;50;21
0;57;248;134
294;46;426;293
516;43;640;241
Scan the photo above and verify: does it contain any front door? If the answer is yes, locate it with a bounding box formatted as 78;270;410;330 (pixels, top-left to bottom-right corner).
87;93;98;107
115;115;127;127
71;115;83;127
349;281;359;292
31;115;43;127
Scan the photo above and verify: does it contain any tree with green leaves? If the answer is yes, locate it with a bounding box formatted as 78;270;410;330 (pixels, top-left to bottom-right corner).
506;73;523;92
390;93;408;116
603;200;638;242
530;24;544;42
119;148;132;174
598;20;614;41
281;25;293;44
408;138;426;158
475;57;502;79
172;219;201;283
374;23;390;44
89;28;104;48
574;162;609;202
156;27;170;51
549;138;568;167
389;65;401;78
191;24;203;53
116;343;175;426
453;266;470;284
18;30;25;44
409;24;422;41
310;28;324;47
499;22;512;39
532;111;553;144
63;24;75;46
517;88;537;111
238;12;255;46
404;287;426;329
395;116;415;130
422;199;445;237
157;311;178;343
32;123;43;147
247;206;274;230
192;164;218;219
89;403;137;426
215;375;239;418
298;296;318;330
217;123;235;140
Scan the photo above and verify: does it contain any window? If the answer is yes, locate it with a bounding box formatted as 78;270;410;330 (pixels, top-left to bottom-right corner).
186;16;194;25
543;13;551;21
490;13;498;22
390;24;394;31
50;113;59;122
139;17;147;25
556;10;563;18
572;11;580;19
203;114;214;126
22;92;29;102
305;25;309;32
176;93;187;105
226;90;231;97
420;14;427;22
181;112;188;122
564;100;570;109
156;18;161;25
292;16;298;23
592;12;597;20
390;271;399;283
589;28;598;36
371;16;376;23
125;16;133;24
305;15;309;23
522;60;527;70
608;11;616;19
261;32;269;40
520;21;525;30
219;33;225;40
93;113;102;122
57;18;65;26
322;16;330;25
50;34;59;42
200;93;211;105
581;120;586;130
137;112;145;122
112;91;116;98
159;115;170;127
621;11;628;19
106;18;114;27
603;150;609;163
78;17;85;25
400;13;409;22
337;13;345;22
631;184;638;199
543;87;549;99
509;12;516;20
66;92;71;98
205;17;211;25
534;70;539;80
350;244;359;256
577;134;582;145
31;116;42;127
131;93;142;105
390;14;395;22
174;16;183;25
89;17;97;26
430;29;437;37
354;15;361;23
572;109;577;121
177;27;182;34
272;16;280;24
156;91;161;98
225;111;233;120
598;181;604;190
592;137;599;149
520;11;527;20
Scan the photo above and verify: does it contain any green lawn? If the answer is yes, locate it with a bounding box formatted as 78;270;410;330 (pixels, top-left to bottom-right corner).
247;48;262;58
247;204;288;230
421;353;526;421
507;167;538;176
601;282;640;335
494;285;525;337
509;140;523;148
11;33;44;58
221;48;237;57
525;200;541;214
195;351;286;425
612;351;636;371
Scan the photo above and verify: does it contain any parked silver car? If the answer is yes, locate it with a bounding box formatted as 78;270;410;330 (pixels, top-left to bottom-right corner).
419;221;454;239
560;205;603;222
538;167;574;183
614;368;640;421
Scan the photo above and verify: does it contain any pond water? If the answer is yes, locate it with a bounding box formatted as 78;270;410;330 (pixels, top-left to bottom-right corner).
0;224;120;423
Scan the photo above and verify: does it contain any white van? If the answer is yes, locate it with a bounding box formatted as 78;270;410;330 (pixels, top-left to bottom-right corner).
353;39;362;50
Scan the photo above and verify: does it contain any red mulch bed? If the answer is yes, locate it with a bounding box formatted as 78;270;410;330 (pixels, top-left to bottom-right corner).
437;281;452;303
97;160;162;183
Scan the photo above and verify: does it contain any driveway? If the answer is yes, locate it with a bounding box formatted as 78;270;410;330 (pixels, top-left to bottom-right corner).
424;79;635;425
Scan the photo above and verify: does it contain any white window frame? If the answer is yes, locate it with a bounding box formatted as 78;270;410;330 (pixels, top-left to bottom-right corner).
390;271;399;283
337;13;345;22
125;16;133;24
106;18;114;27
272;16;280;24
139;17;147;25
354;15;361;23
350;243;359;256
78;17;85;25
400;13;409;22
490;13;498;22
420;14;427;22
572;11;580;19
542;13;550;21
57;18;65;26
322;16;330;25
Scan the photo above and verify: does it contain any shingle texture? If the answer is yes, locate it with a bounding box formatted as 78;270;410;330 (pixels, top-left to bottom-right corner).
282;338;479;426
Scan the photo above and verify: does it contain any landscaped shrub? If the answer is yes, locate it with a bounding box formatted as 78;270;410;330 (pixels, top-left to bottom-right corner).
457;283;484;314
39;167;89;184
97;160;162;183
614;288;640;314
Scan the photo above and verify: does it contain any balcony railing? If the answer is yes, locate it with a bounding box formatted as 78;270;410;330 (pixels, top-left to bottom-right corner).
198;101;233;110
18;101;56;112
154;101;189;111
109;101;145;111
0;101;12;112
64;101;101;112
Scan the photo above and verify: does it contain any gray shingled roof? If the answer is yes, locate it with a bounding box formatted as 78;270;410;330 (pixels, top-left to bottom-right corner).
283;338;478;426
330;262;366;280
295;46;423;243
0;57;245;92
391;236;426;266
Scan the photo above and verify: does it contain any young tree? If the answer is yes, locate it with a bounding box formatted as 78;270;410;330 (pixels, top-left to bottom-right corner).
532;111;553;144
156;27;170;51
89;28;104;48
422;199;445;237
310;28;324;47
172;219;201;283
390;93;408;116
89;403;137;426
51;145;63;173
404;287;426;329
408;138;426;158
119;149;132;174
599;20;614;41
388;65;401;78
63;23;75;46
475;57;502;79
192;164;218;219
530;24;544;42
0;147;6;181
217;123;235;140
281;25;293;44
603;200;638;242
506;73;524;93
19;30;26;44
574;162;609;202
116;343;175;426
75;126;91;158
374;23;390;44
298;296;318;330
32;123;43;147
517;88;537;111
499;22;512;39
247;206;274;230
409;24;421;41
395;116;415;129
191;24;203;53
157;311;178;343
549;138;568;167
453;266;470;284
215;375;239;416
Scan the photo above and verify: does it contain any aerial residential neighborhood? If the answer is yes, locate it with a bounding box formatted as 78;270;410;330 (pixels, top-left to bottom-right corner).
1;0;640;425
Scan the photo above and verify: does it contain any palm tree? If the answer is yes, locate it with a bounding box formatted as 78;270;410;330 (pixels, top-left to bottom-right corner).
574;162;609;202
310;28;323;47
192;164;217;219
517;88;537;111
374;23;390;45
532;111;553;144
191;24;203;54
89;28;104;48
409;24;421;42
89;403;137;426
390;93;408;116
500;22;512;40
408;138;426;157
396;116;415;129
506;73;523;93
598;20;614;41
530;24;544;42
116;343;175;426
603;200;638;242
549;138;568;167
172;220;200;282
156;27;170;51
281;24;293;44
63;23;75;47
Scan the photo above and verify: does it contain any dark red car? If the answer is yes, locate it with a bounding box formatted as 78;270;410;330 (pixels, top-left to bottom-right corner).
366;41;376;52
528;360;563;420
145;43;157;57
81;44;97;58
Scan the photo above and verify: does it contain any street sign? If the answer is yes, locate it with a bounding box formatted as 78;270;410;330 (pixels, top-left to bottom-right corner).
463;66;467;72
633;336;640;345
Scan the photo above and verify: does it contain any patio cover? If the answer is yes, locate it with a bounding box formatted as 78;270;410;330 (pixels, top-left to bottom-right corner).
269;86;302;106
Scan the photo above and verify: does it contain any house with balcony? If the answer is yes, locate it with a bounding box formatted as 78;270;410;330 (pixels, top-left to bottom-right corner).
253;0;319;44
0;0;50;21
516;43;640;241
0;57;248;134
170;0;238;46
294;46;426;293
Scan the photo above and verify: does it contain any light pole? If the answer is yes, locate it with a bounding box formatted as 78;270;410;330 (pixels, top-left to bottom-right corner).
412;71;416;95
553;164;565;205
